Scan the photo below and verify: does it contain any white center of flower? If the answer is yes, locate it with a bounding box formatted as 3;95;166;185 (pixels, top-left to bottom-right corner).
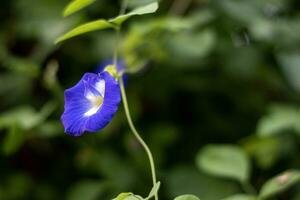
84;80;105;117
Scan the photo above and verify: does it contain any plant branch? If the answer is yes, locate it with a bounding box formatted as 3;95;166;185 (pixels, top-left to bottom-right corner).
112;1;159;199
119;78;158;200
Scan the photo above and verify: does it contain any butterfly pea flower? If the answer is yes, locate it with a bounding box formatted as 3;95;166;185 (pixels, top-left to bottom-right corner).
61;70;121;136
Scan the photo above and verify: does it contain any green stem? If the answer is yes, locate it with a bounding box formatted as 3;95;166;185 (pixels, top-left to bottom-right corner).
112;1;158;199
119;78;158;200
113;27;120;66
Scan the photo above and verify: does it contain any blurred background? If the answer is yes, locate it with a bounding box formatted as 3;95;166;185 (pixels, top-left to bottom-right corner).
1;0;300;199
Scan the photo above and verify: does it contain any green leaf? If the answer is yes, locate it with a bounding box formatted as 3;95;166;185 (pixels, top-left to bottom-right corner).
0;102;56;130
35;121;64;138
277;51;300;92
55;19;114;43
165;29;216;67
0;102;56;155
256;105;300;137
0;107;40;130
112;193;143;200
174;194;200;200
113;193;132;200
14;0;82;49
218;0;261;24
146;182;160;199
2;125;24;155
242;136;281;169
63;0;96;17
259;170;300;199
3;56;39;77
110;2;158;25
196;145;250;183
166;166;240;200
0;107;36;129
222;194;256;200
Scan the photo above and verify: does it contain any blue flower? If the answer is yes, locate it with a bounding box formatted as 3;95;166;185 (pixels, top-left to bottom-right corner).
61;71;121;136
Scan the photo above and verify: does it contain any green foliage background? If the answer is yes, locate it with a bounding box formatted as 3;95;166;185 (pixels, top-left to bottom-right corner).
1;0;300;199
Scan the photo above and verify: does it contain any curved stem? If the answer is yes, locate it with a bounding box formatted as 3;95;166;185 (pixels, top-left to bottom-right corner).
119;78;158;200
113;1;158;199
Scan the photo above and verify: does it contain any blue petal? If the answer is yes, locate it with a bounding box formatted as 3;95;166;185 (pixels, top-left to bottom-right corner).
61;72;121;136
85;72;121;132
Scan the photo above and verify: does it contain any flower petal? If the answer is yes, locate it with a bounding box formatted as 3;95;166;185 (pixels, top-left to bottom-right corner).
61;72;121;136
85;72;121;132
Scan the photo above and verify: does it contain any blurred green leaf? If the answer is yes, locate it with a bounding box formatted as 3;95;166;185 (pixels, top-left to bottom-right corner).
166;166;240;200
165;29;215;67
249;17;274;42
0;74;32;107
15;0;81;49
196;145;250;183
0;102;56;130
2;125;24;155
1;56;40;77
66;180;106;200
217;0;261;23
174;194;200;200
109;2;158;25
0;107;41;130
221;194;256;200
35;121;63;138
0;102;56;154
256;105;300;137
277;52;300;92
55;19;114;43
243;136;281;169
249;17;300;46
259;170;300;199
63;0;96;17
